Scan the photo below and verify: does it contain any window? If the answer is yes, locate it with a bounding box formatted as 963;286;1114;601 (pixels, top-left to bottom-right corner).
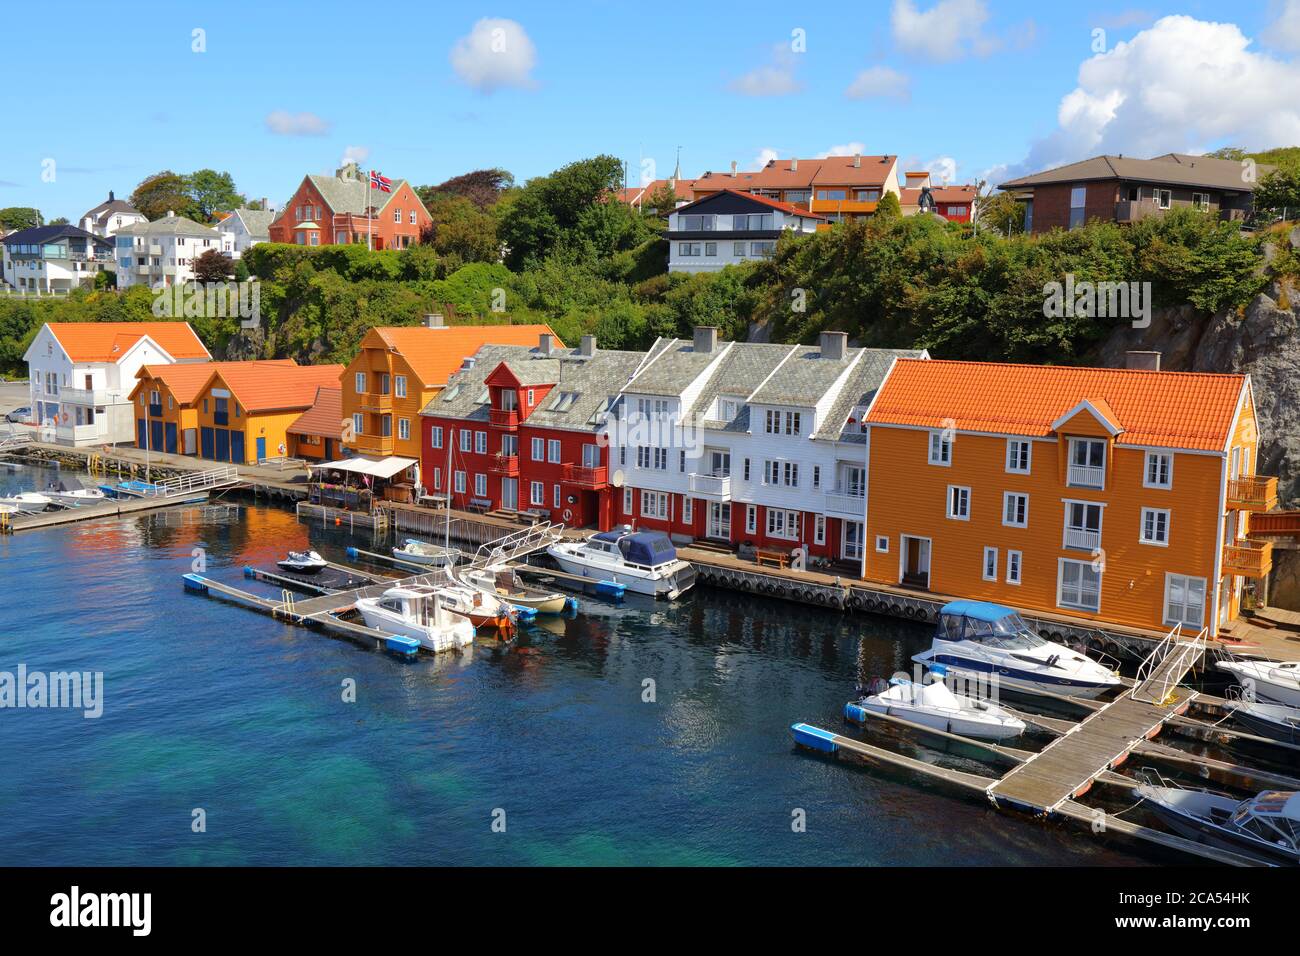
746;505;757;533
623;487;633;513
526;389;535;407
352;413;363;436
679;450;686;473
432;468;441;490
475;431;487;454
679;214;716;231
679;242;701;257
1006;439;1031;473
928;430;952;466
1069;185;1087;229
1064;501;1103;551
641;491;669;519
814;514;825;545
1164;573;1206;628
454;470;466;493
543;439;559;464
530;481;544;506
749;241;775;256
743;458;750;482
817;189;847;201
1059;559;1102;612
431;426;443;449
531;437;545;461
354;372;367;393
475;473;487;497
734;241;746;256
409;210;417;224
1006;551;1022;585
766;509;800;540
381;415;392;437
1003;492;1029;527
395;375;407;398
704;242;717;256
1068;438;1106;488
554;485;561;509
1140;507;1170;546
397;418;410;441
1144;451;1173;489
393;210;401;223
947;485;970;520
683;498;693;524
876;535;889;553
1156;189;1172;210
982;547;998;582
637;446;667;470
812;465;820;489
1191;192;1209;211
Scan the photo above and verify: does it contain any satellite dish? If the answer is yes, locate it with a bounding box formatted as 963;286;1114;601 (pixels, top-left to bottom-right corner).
611;469;626;488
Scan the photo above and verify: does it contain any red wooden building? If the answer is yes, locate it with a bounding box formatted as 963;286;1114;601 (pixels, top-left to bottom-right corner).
268;162;431;249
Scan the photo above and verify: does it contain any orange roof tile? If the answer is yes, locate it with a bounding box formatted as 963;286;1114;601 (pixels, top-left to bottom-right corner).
674;188;827;219
132;360;298;405
287;386;343;438
901;185;978;206
693;155;898;194
47;322;210;362
370;324;559;387
865;359;1247;451
211;364;345;413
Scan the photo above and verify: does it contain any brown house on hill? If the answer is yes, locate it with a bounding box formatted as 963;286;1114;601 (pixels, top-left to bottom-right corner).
998;153;1272;234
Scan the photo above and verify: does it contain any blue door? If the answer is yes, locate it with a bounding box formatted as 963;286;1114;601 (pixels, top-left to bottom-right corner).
165;422;177;454
150;420;164;451
200;427;214;459
215;428;230;462
137;419;147;449
231;431;245;465
256;437;266;462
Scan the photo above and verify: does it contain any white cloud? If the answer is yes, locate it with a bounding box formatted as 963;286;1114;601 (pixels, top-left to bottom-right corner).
999;15;1300;181
754;147;780;168
817;142;868;158
730;45;803;96
1271;0;1300;52
450;18;538;92
264;111;331;136
925;156;958;183
341;145;370;166
891;0;998;61
844;65;910;100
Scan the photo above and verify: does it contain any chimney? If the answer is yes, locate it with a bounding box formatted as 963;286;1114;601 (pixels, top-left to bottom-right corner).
539;333;556;356
790;158;798;171
579;334;597;357
1125;350;1161;372
423;313;444;328
730;161;737;178
819;331;848;361
853;154;861;168
261;197;268;211
108;190;115;201
693;326;719;354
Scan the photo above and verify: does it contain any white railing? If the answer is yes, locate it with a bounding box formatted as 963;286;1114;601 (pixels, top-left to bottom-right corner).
1067;464;1104;488
1131;623;1208;705
60;387;122;406
0;429;32;449
145;466;240;498
1063;527;1101;551
823;488;866;517
468;521;566;571
257;456;307;471
688;473;731;498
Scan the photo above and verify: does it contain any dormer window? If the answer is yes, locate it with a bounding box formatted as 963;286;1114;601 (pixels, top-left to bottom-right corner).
1067;438;1106;489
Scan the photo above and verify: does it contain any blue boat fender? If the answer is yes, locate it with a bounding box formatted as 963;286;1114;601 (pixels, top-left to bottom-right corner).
385;635;421;658
346;546;359;560
564;596;579;613
243;565;255;578
843;702;868;724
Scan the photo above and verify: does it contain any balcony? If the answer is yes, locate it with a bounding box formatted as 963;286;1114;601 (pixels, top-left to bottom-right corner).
60;387;120;406
356;392;392;413
823;488;866;519
688;473;732;499
1067;464;1105;489
562;463;609;489
1227;475;1278;512
489;408;519;429
488;453;519;477
1064;527;1101;551
351;433;392;456
1223;539;1273;578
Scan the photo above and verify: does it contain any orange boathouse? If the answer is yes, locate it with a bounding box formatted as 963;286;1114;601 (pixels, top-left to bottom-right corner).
862;358;1277;638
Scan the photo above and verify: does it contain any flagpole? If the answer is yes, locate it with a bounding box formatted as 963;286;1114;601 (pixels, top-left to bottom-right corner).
367;168;373;252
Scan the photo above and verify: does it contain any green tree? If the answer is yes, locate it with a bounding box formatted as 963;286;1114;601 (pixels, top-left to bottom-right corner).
130;170;200;220
417;168;514;209
976;191;1025;236
498;155;626;269
1254;168;1300;219
187;169;243;221
0;207;43;231
875;192;901;218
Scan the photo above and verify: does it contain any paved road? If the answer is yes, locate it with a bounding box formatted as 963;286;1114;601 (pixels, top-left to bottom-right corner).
0;381;35;433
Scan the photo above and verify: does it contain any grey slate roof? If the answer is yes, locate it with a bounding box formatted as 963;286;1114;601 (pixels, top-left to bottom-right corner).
80;193;142;226
813;349;925;441
118;215;220;238
230;208;274;239
1;223;111;249
623;337;727;396
687;343;794;432
749;345;860;408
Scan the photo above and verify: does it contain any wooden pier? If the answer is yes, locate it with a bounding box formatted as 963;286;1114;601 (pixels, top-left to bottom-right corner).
3;490;213;533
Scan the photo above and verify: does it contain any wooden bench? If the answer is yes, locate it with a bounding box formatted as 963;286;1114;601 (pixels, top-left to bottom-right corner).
755;548;792;569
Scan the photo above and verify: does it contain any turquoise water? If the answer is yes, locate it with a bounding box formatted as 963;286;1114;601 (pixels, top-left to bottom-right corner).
0;462;1144;866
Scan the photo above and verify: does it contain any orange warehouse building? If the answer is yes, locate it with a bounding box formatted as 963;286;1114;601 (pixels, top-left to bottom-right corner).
862;358;1277;639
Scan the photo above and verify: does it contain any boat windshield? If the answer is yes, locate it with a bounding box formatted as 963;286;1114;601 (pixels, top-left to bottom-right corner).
940;611;1047;649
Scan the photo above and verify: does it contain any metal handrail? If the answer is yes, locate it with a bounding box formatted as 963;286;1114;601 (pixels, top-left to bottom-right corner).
467;521;566;572
1131;624;1207;705
145;465;240;497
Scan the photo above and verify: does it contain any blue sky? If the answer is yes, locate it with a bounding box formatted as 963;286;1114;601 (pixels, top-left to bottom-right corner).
2;1;1298;220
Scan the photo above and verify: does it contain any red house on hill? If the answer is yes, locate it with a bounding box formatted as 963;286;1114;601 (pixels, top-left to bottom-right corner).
268;162;431;249
419;333;644;530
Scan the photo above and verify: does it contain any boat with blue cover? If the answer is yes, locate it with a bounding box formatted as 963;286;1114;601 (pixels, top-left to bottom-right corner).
912;600;1122;699
547;526;695;599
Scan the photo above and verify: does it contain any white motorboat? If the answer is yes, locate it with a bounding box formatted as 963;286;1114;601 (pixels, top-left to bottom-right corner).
848;669;1026;741
1231;698;1300;745
356;584;475;654
393;538;459;567
913;600;1123;699
458;563;573;615
45;483;106;507
1218;657;1300;708
547;526;696;599
1137;782;1300;866
422;569;518;635
0;491;54;514
277;550;328;573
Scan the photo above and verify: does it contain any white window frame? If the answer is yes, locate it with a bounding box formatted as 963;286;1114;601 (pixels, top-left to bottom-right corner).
813;514;825;545
875;535;889;553
394;375;407;398
1002;492;1029;528
548;439;562;464
431;425;443;449
746;504;757;533
554;485;561;509
1006;550;1022;586
928;430;952;466
531;437;545;461
397;417;410;441
1140;507;1170;547
352;413;363;437
459;430;472;453
354;371;366;393
1057;558;1102;612
765;508;800;541
946;485;970;520
1163;573;1206;629
530;481;544;506
982;547;998;582
641;490;669;520
1063;499;1105;551
475;431;487;454
623;487;633;513
683;498;694;524
1006;439;1031;474
454;470;466;493
1143;450;1173;489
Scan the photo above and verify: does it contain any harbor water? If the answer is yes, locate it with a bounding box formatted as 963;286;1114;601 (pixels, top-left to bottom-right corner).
0;463;1145;865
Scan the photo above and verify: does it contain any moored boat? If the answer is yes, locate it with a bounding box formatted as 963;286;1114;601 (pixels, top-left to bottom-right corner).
1230;698;1300;745
393;538;459;568
356;584;475;654
1137;782;1300;865
277;550;328;573
847;669;1026;741
45;482;106;507
1218;657;1300;708
547;526;695;599
0;491;54;513
458;563;574;615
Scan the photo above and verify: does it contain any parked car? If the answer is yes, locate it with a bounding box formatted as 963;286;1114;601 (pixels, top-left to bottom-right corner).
5;406;31;423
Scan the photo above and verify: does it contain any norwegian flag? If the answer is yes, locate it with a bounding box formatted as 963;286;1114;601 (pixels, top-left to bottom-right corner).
369;169;392;193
